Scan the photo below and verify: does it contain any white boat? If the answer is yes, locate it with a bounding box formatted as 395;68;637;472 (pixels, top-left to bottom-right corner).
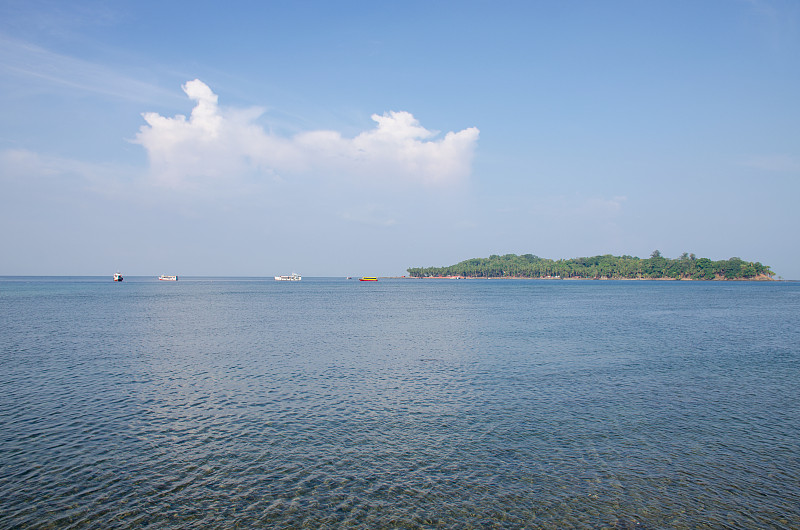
113;272;123;282
159;275;178;281
274;273;301;281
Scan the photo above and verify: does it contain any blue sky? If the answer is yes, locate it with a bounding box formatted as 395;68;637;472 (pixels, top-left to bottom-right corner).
1;0;798;278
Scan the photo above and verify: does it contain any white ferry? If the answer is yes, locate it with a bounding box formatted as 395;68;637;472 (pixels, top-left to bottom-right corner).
113;272;123;282
158;275;178;281
274;273;301;281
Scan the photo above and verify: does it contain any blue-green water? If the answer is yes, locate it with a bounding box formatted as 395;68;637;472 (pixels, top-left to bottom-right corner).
1;277;799;528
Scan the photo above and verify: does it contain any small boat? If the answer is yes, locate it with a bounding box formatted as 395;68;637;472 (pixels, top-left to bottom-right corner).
159;275;178;281
275;273;301;281
113;272;123;282
359;277;378;281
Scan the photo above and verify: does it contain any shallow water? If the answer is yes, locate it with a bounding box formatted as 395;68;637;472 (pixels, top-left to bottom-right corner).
1;277;799;528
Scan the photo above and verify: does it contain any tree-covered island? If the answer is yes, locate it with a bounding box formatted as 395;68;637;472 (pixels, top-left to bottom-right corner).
407;251;774;280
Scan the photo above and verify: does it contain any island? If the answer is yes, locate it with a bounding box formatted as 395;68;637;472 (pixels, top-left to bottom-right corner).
407;251;774;280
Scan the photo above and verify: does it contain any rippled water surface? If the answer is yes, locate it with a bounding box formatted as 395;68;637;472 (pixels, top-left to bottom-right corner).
1;277;799;528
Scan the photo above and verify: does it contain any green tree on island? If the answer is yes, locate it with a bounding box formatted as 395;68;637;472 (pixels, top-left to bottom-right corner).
407;252;773;280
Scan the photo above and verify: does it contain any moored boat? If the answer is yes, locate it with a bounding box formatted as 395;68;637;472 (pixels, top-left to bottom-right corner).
158;275;178;281
359;277;378;281
274;273;301;281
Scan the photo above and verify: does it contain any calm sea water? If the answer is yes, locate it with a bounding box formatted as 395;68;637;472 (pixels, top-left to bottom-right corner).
1;277;799;529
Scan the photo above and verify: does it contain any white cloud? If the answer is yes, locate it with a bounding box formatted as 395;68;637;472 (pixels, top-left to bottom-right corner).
134;79;479;189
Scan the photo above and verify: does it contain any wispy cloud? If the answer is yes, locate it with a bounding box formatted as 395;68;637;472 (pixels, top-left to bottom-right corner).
508;194;627;220
581;195;627;216
741;0;800;51
743;154;800;174
134;79;480;189
339;204;398;227
0;148;134;196
0;35;174;103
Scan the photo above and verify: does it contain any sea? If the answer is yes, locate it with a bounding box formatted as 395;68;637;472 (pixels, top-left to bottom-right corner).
1;277;799;529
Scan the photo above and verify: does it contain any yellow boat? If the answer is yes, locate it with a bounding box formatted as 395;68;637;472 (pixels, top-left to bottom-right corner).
359;277;378;281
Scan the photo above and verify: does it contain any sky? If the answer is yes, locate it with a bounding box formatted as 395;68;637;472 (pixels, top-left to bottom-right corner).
1;0;798;279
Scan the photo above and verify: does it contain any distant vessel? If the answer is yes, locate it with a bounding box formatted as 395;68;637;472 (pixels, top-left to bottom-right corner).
158;275;178;281
275;273;301;281
113;272;123;282
359;277;378;282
